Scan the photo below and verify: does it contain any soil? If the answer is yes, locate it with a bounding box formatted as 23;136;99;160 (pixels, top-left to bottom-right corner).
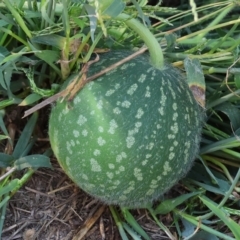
2;159;177;240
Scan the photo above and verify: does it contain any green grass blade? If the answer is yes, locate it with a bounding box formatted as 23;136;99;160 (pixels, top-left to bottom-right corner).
0;110;9;138
12;112;38;159
0;179;18;197
121;208;151;240
200;196;240;239
176;210;235;240
4;0;32;38
200;137;240;154
0;153;14;167
109;206;129;240
0;196;8;236
19;93;42;106
122;222;142;240
154;191;203;215
14;154;52;170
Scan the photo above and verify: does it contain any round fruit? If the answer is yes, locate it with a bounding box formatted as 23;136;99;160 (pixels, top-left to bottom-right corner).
49;51;202;208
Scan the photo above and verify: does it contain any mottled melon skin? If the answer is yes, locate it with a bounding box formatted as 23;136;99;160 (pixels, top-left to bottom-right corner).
49;51;202;208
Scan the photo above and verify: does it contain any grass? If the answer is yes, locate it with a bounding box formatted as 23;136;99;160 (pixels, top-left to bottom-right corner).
1;0;240;239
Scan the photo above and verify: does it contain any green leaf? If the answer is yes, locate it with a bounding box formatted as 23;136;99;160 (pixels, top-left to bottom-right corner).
14;154;52;170
84;4;97;41
0;98;20;110
12;112;38;159
0;135;9;141
0;110;9;137
190;231;219;240
187;163;230;195
181;219;219;240
178;210;236;240
0;153;14;167
31;34;66;49
40;0;55;25
0;179;19;197
154;191;202;215
4;0;32;38
19;93;42;106
121;208;151;240
130;0;150;26
215;102;240;131
200;137;240;154
200;196;240;240
102;0;126;17
234;73;240;89
181;218;196;238
122;222;142;240
184;57;206;108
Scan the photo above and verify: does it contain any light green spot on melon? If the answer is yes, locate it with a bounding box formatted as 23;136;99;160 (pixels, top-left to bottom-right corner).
127;83;138;95
90;158;101;172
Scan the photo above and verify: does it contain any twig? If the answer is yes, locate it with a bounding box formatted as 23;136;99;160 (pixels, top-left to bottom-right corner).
0;167;16;181
72;205;105;240
22;47;147;118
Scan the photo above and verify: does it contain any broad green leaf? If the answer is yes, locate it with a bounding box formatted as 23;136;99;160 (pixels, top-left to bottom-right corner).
200;137;240;154
23;10;42;19
12;112;38;159
14;154;52;170
0;179;19;197
102;0;125;17
0;46;9;62
234;73;240;89
19;93;42;106
0;50;30;65
130;0;150;26
31;34;66;49
28;41;60;65
182;218;219;240
35;49;60;65
200;196;240;240
72;17;86;30
189;180;226;195
189;231;219;240
154;191;202;215
121;208;151;240
0;19;9;28
215;102;240;131
0;153;14;167
165;33;177;50
84;4;97;41
178;211;236;240
184;57;206;108
181;218;196;238
187;163;230;194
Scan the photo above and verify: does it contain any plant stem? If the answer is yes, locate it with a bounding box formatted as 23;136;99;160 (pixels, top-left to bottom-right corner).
116;13;164;69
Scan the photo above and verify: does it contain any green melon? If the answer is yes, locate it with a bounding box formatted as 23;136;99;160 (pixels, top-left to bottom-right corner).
49;51;202;208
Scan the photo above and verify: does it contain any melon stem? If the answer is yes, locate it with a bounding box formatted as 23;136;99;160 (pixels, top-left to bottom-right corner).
116;13;164;69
